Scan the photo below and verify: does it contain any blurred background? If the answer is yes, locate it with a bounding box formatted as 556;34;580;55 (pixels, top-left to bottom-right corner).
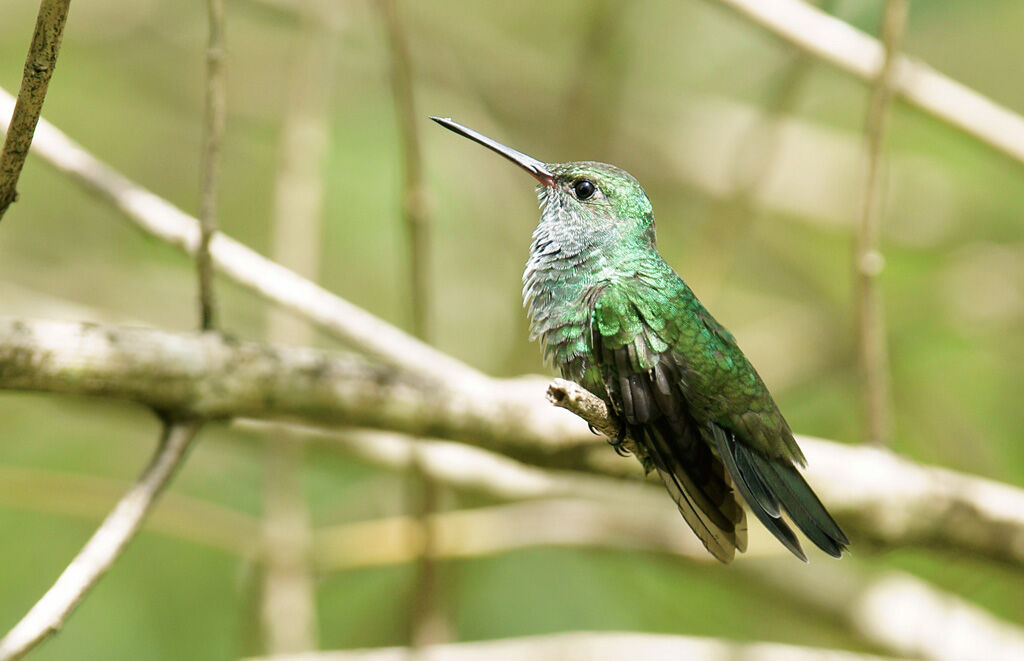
1;0;1022;658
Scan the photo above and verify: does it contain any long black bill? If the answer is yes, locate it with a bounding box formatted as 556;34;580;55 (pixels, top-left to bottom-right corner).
430;116;555;187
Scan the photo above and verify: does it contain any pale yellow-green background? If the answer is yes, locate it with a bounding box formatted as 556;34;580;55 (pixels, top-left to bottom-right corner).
1;1;1022;658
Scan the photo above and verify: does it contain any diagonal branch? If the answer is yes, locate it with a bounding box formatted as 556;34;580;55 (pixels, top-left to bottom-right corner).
0;421;200;661
711;0;1024;167
0;0;71;221
0;85;482;386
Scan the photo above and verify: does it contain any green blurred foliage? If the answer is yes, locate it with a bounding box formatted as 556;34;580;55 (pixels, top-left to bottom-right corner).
1;0;1022;658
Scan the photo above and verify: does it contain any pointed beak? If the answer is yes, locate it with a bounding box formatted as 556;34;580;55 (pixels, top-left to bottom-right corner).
430;116;555;187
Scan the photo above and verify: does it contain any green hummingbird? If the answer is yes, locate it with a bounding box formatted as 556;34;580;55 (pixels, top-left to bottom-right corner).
431;116;848;563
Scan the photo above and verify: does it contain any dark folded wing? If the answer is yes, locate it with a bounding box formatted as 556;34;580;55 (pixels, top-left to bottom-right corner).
591;286;747;563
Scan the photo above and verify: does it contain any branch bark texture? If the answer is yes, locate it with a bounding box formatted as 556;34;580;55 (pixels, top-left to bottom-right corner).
0;0;71;220
3;319;1024;568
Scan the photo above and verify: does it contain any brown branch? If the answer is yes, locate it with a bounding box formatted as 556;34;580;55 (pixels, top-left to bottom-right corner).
197;0;226;330
0;0;71;221
855;0;907;445
0;422;200;661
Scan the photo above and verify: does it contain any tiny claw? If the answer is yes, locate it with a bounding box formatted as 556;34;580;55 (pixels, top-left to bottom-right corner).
587;423;600;436
608;426;631;457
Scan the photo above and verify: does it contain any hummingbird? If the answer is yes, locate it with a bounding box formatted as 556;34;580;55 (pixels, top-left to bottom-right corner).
431;116;848;563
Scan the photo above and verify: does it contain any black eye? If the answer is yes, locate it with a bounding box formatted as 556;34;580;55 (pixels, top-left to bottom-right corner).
572;179;596;201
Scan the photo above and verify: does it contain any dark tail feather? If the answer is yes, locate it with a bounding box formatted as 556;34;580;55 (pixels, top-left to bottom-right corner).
711;426;806;561
640;419;747;563
751;451;849;557
712;425;848;560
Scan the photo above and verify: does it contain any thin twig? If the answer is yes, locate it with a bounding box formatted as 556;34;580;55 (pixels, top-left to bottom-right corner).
0;0;71;221
380;0;429;339
378;0;446;646
197;0;226;330
711;0;1024;168
856;0;908;445
0;422;200;661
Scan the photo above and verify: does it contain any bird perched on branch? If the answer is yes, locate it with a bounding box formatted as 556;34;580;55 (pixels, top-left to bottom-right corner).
432;117;848;563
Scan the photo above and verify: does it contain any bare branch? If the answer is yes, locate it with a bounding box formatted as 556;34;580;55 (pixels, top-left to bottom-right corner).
4;319;1024;567
0;85;483;386
242;630;911;661
854;0;907;446
196;0;226;330
712;0;1024;167
0;0;71;220
0;318;584;462
0;422;199;661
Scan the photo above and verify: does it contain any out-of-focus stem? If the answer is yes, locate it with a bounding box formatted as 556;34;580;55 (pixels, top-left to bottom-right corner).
378;0;448;647
855;0;908;446
259;0;340;652
197;0;226;330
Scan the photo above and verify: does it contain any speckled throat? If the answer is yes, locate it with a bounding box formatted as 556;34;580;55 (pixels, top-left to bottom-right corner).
521;187;612;384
